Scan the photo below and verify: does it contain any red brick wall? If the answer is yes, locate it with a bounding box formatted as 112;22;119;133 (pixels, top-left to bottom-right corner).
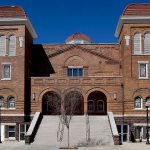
0;25;27;115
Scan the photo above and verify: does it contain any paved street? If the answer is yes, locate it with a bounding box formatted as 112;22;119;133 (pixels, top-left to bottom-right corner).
0;141;150;150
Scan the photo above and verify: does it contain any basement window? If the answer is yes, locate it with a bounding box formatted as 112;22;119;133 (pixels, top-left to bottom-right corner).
8;126;15;139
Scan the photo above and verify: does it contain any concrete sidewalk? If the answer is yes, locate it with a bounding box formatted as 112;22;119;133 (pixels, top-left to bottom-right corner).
0;141;150;150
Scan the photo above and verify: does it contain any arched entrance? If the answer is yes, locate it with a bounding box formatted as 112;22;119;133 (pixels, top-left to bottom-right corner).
87;91;107;115
64;90;84;115
42;91;61;115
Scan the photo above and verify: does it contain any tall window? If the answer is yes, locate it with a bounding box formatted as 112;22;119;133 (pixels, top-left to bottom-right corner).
138;62;148;79
88;100;94;112
0;96;4;107
8;96;15;108
2;64;11;80
134;96;142;109
8;35;16;56
67;67;83;77
97;100;104;112
146;97;150;109
144;33;150;54
134;33;141;54
0;35;6;56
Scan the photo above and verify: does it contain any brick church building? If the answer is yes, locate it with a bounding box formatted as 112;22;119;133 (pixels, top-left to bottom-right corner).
0;3;150;144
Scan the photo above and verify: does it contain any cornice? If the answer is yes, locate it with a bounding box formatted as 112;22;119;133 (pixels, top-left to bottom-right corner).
115;15;150;38
0;17;37;38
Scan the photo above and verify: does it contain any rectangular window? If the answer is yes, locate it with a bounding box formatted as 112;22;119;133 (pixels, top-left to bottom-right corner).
2;64;11;80
8;126;15;139
67;67;83;77
138;62;148;79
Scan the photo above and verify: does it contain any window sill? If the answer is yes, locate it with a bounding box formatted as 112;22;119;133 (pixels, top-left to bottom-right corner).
134;108;143;110
0;108;16;110
1;78;11;81
133;54;150;56
8;137;16;140
138;77;149;80
8;108;16;110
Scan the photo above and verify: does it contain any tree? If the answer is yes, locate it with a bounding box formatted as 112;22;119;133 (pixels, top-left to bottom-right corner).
58;90;82;148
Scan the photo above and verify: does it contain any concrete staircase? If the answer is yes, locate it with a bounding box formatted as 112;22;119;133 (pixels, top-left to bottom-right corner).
32;115;113;147
89;116;114;145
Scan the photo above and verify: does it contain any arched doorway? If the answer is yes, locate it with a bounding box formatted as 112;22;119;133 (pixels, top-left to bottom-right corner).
42;91;61;115
87;91;107;115
64;91;84;115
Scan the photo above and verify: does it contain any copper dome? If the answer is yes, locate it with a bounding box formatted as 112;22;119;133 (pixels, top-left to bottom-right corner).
65;32;92;44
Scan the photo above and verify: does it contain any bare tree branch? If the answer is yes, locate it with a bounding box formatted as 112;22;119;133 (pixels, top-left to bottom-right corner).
58;90;82;148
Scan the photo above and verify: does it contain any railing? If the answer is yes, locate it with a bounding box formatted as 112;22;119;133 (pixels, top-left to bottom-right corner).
107;112;119;145
25;112;43;144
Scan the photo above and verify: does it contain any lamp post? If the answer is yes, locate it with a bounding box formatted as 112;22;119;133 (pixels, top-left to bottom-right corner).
0;105;2;143
146;101;150;144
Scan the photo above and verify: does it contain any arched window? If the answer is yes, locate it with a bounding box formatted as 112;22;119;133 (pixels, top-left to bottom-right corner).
134;96;142;109
8;35;16;56
88;100;94;112
146;96;150;108
97;100;104;112
0;96;4;107
8;96;15;108
134;33;141;54
0;35;6;56
144;33;150;54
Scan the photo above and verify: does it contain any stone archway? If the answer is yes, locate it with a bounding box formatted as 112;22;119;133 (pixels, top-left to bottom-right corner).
42;91;61;115
87;91;107;115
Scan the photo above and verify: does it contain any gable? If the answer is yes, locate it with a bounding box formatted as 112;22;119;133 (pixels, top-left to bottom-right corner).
44;44;120;64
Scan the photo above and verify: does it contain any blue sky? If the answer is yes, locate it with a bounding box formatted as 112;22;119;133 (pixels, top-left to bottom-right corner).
0;0;150;44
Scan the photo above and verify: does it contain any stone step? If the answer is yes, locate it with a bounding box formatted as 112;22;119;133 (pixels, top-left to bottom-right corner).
33;115;114;147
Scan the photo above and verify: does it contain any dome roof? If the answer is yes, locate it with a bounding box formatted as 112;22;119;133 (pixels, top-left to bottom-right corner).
0;6;26;18
123;3;150;16
65;32;92;44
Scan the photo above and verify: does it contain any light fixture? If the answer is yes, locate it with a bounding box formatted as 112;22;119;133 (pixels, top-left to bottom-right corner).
19;36;24;48
32;93;36;101
113;93;117;100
